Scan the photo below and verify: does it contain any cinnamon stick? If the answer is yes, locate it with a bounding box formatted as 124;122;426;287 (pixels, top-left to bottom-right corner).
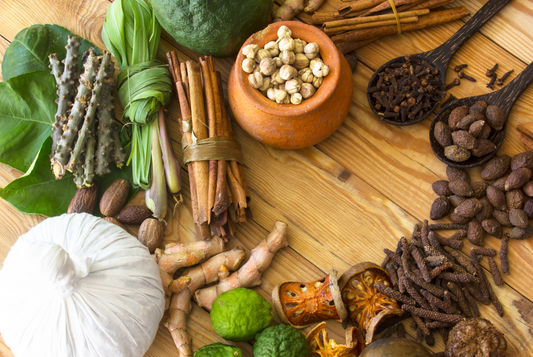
407;0;455;11
324;9;429;28
324;16;419;35
180;62;190;100
336;38;379;54
362;0;421;16
332;7;469;43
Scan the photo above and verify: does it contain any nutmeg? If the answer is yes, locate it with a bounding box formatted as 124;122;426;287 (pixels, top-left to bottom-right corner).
68;183;99;215
448;106;469;130
446;166;470;183
116;205;153;225
138;218;163;252
434;122;453;147
432;180;452;196
100;178;130;217
481;155;511;181
444;145;471;162
260;58;277;76
304;42;319;59
451;130;476;150
486;105;505;131
454;198;482;218
430;196;451;220
449;179;474;197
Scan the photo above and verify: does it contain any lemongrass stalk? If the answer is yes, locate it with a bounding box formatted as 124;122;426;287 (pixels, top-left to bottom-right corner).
146;119;167;220
158;109;182;201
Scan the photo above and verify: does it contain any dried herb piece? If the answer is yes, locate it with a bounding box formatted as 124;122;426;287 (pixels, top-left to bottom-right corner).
401;304;463;324
509;225;533;239
511;151;533;171
430;196;452;220
487;186;507;211
428;223;468;231
500;234;509;274
447;281;472;317
509;208;528;228
449;180;474;197
492;209;512;227
434;122;453;147
469;100;487;115
411;247;431;283
476;197;494;222
458;71;476;82
419;289;460;315
471;139;497;157
487;256;504;286
375;282;416;306
446;166;470;183
481;218;502;238
481;155;511;181
497;70;514;86
485;105;505;130
486;63;498;77
429;262;453;279
432;180;453;196
444;145;471;162
443;246;476;275
439;272;475;283
454;198;481;218
461;287;480;317
506;189;525;210
470;252;490;303
454;64;468;72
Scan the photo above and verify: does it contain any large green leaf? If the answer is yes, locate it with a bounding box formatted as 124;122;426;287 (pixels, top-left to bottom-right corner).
0;137;137;217
0;71;57;172
2;24;100;81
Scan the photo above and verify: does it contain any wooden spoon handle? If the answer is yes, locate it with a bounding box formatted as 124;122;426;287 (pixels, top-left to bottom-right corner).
492;61;533;114
421;0;511;69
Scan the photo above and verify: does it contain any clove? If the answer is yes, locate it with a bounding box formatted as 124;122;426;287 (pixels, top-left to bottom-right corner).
444;78;460;91
486;63;498;77
454;64;468;72
486;74;498;90
458;71;476;82
497;69;514;86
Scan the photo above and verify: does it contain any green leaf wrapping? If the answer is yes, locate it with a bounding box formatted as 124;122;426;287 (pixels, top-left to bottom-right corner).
2;24;100;81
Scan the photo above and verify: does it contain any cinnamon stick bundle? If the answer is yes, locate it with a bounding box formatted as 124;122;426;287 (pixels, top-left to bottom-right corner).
324;16;419;35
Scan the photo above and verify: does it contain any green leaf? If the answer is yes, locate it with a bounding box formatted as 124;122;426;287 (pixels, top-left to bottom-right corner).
2;24;100;81
0;71;57;173
0;137;138;217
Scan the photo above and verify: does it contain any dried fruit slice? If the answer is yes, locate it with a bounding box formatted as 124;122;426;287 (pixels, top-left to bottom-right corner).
338;262;403;345
272;269;347;328
306;322;364;357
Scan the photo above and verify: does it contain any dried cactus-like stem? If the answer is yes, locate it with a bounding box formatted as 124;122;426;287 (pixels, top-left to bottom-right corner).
49;35;80;159
95;57;116;176
82;132;96;187
48;53;63;85
72;152;85;188
110;121;126;168
67;52;110;170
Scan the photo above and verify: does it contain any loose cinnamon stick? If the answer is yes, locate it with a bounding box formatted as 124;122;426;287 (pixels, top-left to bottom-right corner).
332;7;469;43
324;9;429;28
408;0;455;11
362;0;421;16
180;62;190;100
324;16;419;35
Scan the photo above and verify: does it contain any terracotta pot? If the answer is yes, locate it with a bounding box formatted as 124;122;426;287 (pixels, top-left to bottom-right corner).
228;21;353;150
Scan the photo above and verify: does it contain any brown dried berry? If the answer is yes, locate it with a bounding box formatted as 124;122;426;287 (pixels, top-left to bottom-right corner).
487;186;507;211
472;181;489;199
480;123;492;139
103;217;127;230
449;180;474;197
481;155;511;181
485;105;505;131
506;189;524;210
476;197;494;222
524;198;533;219
509;225;533;239
431;196;452;220
492;210;512;227
116;205;153;224
449;195;466;207
469;120;485;138
456;113;485;130
138;218;163;252
448;106;469;130
434;122;453;147
454;198;482;218
432;180;453;196
505;167;532;191
471;138;496;157
468;220;484;246
99;178;131;217
445;145;471;162
492;175;508;191
482;218;502;238
469;100;488;115
452;131;477;150
511;151;533;171
509;209;529;229
67;183;99;214
522;181;533;197
450;213;471;224
446;166;470;183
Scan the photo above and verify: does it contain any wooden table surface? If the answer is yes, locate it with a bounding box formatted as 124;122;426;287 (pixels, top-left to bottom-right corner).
1;0;533;355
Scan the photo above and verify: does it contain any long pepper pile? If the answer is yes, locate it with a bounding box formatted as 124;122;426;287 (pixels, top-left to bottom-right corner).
167;52;251;240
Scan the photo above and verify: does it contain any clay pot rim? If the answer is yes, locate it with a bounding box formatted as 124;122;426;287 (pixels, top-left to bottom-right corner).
235;21;341;118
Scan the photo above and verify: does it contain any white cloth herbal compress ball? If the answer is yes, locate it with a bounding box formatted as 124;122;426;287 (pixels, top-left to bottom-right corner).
0;213;165;357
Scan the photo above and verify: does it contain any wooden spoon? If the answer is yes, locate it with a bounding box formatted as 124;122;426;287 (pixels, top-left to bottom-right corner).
366;0;511;126
429;61;533;169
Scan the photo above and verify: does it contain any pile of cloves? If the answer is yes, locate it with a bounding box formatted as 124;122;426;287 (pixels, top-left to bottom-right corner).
368;55;445;123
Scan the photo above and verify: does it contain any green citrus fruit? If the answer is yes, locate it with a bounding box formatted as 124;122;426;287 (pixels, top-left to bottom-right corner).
150;0;273;57
210;288;273;342
253;324;310;357
194;343;242;357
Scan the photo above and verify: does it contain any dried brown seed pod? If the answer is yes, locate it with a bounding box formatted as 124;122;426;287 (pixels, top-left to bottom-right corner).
522;181;533;196
449;179;474;197
446;166;470;183
524;197;533;219
471;138;497;157
434;122;453;147
431;197;452;220
449;195;466;207
472;181;489;199
469;100;488;115
509;225;533;239
492;175;508;191
468;220;484;246
476;197;494;222
433;180;453;196
99;178;130;217
481;155;511;181
116;205;153;224
492;209;512;227
445;318;507;357
137;218;163;252
485;105;505;130
445;145;471;162
506;189;524;210
505;167;532;191
509;208;529;228
67;183;99;214
452;130;477;150
480;123;492;139
450;213;471;224
448;106;469;130
454;198;482;218
511;151;533;171
456;113;485;130
482;218;502;238
486;186;507;211
468;120;485;138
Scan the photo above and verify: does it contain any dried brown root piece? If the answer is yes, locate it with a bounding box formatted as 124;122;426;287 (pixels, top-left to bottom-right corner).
273;0;304;21
445;317;507;357
194;221;288;310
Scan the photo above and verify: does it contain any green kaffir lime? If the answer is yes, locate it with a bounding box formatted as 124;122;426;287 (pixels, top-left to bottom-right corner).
253;324;310;357
194;343;242;357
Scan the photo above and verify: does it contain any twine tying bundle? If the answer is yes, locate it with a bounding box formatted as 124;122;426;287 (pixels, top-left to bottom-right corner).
388;0;402;34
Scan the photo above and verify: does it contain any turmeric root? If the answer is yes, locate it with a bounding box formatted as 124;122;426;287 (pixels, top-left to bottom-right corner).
194;221;288;310
273;0;304;21
160;268;191;310
164;247;246;357
164;235;225;255
304;0;326;13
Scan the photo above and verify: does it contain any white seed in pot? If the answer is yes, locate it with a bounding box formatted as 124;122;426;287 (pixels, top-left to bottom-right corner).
274;88;288;103
304;42;319;59
280;65;297;80
279;37;295;52
255;49;271;63
253;65;261;74
264;41;279;57
295;76;304;86
310;58;324;70
248;72;264;89
299;68;314;83
294;53;310;70
322;65;330;77
278;82;285;91
260;76;271;92
293;39;306;54
285;79;301;95
291;93;303;105
260;58;277;76
271;69;285;85
301;83;316;99
242;44;259;59
267;87;276;101
273;57;282;68
277;25;292;39
242;58;256;73
312;76;323;88
312;62;328;78
283;96;291;104
280;50;295;65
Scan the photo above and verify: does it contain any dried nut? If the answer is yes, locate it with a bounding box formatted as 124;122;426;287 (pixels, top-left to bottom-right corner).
505;167;532;191
468;220;484;246
522;181;533;196
285;79;301;95
509;225;533;239
301;83;316;99
454;198;482;218
506;189;524;210
260;58;277;76
511;151;533;171
482;218;502;238
304;42;319;59
492;210;512;227
255;49;271;63
68;183;99;214
264;41;279;57
242;44;259;59
274;88;288;103
524;198;533;219
432;180;453;196
485;105;505;130
480;123;492;139
452;131;476;150
267;87;276;101
116;205;153;224
444;145;470;162
471;138;496;157
312;76;323;88
487;186;507;211
492;175;508;191
293;39;306;54
271;69;285;85
280;64;297;80
472;181;489;199
300;68;314;83
449;195;466;207
469;100;488;115
100;178;130;217
280;50;296;65
290;93;303;105
138;218;163;252
430;196;452;220
449;179;474;197
456;113;485;130
481;155;511;181
248;72;264;89
260;76;271;92
279;37;295;52
469;120;486;138
103;217;127;230
476;196;494;222
434;122;453;147
448;106;469;130
450;212;471;224
242;58;256;73
294;53;310;69
277;25;292;39
447;166;470;183
509;208;529;228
